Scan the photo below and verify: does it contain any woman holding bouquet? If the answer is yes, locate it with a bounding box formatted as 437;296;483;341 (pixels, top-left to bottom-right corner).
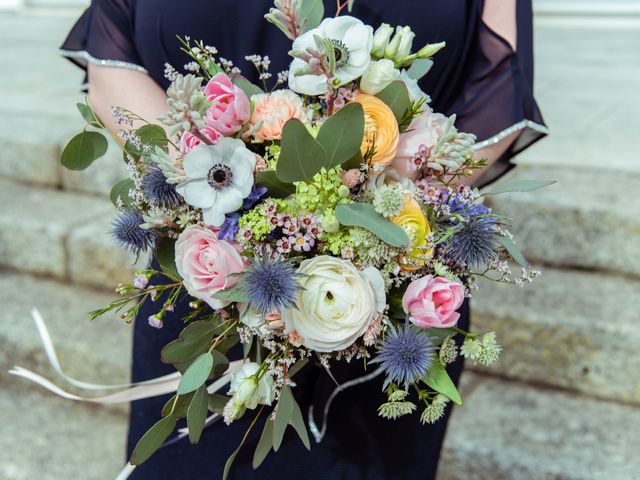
61;0;546;478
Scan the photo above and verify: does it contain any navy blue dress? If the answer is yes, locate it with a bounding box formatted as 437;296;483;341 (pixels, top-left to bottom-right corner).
61;1;546;478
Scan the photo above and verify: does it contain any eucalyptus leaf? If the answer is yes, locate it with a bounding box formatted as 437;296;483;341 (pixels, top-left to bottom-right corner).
212;282;249;302
497;235;529;267
187;385;209;444
208;393;231;415
130;413;176;465
289;397;311;450
335;203;409;247
484;179;556;196
161;392;194;418
156;236;181;279
109;178;135;208
255;170;296;198
60;131;108;171
231;74;264;99
211;350;230;378
76;102;102;128
347;0;356;11
252;417;274;469
223;447;240;480
287;358;309;379
407;59;433;80
276;119;327;183
161;319;219;364
316;103;365;170
272;385;294;452
375;80;411;122
177;352;214;395
136;124;168;151
341;150;364;170
299;0;324;33
422;360;462;405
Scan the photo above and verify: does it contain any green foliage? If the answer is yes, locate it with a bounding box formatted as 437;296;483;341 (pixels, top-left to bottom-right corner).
161;319;219;364
231;74;265;99
253;417;274;469
161;392;194;418
335;203;409;247
76;101;103;128
342;150;364;170
208;393;230;415
406;58;433;80
177;352;214;395
316;103;365;170
375;80;412;122
272;385;294;452
255;171;296;198
156;237;181;280
299;0;324;33
60;131;108;171
422;360;462;405
137;124;168;150
496;235;529;267
288;397;311;450
212;282;249;302
187;386;209;443
276;119;327;183
109;178;135;208
130;413;176;465
484;179;556;196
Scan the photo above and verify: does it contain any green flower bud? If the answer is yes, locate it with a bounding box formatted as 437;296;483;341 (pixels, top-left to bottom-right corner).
372;23;394;57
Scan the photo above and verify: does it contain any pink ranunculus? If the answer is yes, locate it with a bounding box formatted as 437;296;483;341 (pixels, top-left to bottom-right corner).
179;126;221;155
402;275;465;328
248;89;307;142
390;108;447;179
175;225;246;309
203;73;250;136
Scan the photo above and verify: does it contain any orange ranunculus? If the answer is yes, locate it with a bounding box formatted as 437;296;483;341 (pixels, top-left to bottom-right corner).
354;93;399;166
391;195;433;271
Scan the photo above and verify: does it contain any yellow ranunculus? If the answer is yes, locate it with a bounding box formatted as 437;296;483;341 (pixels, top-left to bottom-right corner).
391;195;433;270
354;93;399;166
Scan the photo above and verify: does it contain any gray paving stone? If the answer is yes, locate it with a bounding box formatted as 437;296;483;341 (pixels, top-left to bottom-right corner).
439;374;640;480
471;266;640;403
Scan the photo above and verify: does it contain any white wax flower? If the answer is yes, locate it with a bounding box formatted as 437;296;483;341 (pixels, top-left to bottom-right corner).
175;138;256;227
360;59;400;95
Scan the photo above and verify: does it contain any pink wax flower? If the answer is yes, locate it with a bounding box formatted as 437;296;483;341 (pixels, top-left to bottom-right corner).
175;225;246;309
248;89;307;142
179;126;220;155
402;275;465;328
203;73;250;136
390;109;447;179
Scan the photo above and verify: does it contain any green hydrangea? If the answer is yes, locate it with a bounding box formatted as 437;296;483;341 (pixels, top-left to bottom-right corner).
263;143;281;170
294;167;348;213
321;228;354;256
238;207;272;241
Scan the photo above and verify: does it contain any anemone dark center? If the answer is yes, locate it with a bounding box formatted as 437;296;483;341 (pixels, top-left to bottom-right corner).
329;39;350;67
207;164;233;190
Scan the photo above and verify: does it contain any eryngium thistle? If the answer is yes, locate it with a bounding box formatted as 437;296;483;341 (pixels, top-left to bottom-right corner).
243;259;300;313
373;325;435;387
446;216;498;269
112;210;155;255
142;168;183;208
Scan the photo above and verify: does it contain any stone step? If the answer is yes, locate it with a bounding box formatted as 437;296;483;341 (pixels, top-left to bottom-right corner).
0;385;127;480
0;177;146;288
485;164;640;278
0;271;132;391
471;265;640;404
439;373;640;480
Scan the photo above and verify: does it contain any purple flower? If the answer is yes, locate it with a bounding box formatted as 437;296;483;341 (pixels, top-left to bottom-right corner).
112;210;155;255
290;232;314;252
132;274;148;289
243;185;268;210
148;315;163;329
219;213;241;241
243;259;300;313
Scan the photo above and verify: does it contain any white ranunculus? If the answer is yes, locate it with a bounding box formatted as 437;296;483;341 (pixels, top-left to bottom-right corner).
228;362;274;410
175;138;256;227
360;59;400;95
288;16;373;95
282;256;386;352
398;69;431;103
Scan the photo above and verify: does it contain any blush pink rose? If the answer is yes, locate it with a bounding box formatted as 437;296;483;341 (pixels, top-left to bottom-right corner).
249;90;307;142
179;126;221;155
402;275;465;328
203;73;250;136
175;225;245;309
390;109;447;179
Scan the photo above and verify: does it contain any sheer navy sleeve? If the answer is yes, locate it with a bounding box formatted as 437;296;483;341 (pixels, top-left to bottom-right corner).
60;0;146;75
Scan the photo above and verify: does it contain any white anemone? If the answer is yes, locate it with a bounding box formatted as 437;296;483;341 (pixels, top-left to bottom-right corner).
288;16;373;95
175;138;256;227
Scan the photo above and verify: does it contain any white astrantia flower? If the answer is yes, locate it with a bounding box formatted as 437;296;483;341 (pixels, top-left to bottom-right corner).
175;138;256;227
288;16;373;95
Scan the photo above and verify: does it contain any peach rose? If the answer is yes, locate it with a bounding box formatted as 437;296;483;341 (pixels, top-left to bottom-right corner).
391;195;433;270
354;93;399;166
249;90;307;142
175;225;245;309
203;73;250;136
403;275;465;328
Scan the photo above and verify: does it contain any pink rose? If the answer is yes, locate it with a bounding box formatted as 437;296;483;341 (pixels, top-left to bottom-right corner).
249;90;307;142
390;109;447;179
179;126;220;155
203;73;250;136
402;275;464;328
175;225;245;309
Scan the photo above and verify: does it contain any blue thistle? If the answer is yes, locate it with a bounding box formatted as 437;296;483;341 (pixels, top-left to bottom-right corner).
243;259;300;313
112;210;155;255
446;216;498;269
448;196;491;221
142;168;183;207
373;325;435;387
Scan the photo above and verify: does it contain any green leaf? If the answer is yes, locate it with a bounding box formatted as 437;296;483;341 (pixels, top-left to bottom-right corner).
342;150;363;170
287;358;309;379
123;139;141;162
272;385;294;452
156;237;181;280
231;74;265;99
422;360;462;405
252;417;274;469
76;101;102;128
212;282;249;302
130;413;176;465
316;103;365;170
497;235;529;267
289;398;311;450
335;203;409;247
177;352;214;395
406;59;433;80
208;393;230;415
60;131;108;171
216;333;240;355
276;119;327;183
223;409;264;480
255;170;296;198
161;392;194;418
161;319;219;364
484;179;556;196
136;124;168;150
211;349;230;378
347;0;356;11
299;0;324;33
187;385;209;444
109;178;135;208
376;80;411;122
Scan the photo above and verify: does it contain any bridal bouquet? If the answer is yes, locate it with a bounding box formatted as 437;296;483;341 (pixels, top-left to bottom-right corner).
53;0;549;476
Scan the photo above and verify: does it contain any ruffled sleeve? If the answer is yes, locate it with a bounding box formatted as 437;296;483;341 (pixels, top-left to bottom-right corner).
59;0;147;76
445;0;549;186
